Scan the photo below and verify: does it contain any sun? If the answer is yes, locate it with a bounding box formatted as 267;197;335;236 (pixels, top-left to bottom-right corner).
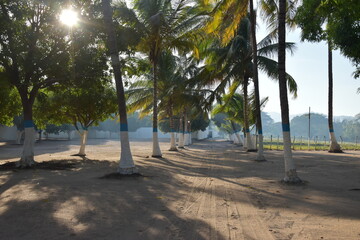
60;9;78;27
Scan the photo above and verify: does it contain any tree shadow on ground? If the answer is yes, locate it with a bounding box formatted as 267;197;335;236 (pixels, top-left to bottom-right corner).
0;157;226;240
150;140;360;221
1;139;359;240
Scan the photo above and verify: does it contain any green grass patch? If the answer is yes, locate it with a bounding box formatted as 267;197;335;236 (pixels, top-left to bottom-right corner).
262;138;359;151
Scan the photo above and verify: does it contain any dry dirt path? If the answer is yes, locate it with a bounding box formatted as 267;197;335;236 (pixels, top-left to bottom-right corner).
0;139;359;240
166;141;275;240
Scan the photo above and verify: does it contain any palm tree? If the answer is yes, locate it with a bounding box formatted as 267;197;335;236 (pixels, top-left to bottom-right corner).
202;0;303;160
116;0;203;157
249;0;264;159
126;52;207;151
125;52;187;151
199;15;297;152
259;0;299;37
258;0;301;182
201;0;267;159
102;0;137;174
213;92;268;145
278;0;301;183
205;0;299;158
327;42;342;153
295;0;342;153
243;75;256;150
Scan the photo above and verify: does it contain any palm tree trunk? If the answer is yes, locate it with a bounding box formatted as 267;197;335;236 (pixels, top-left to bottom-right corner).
184;110;189;146
152;61;163;157
242;127;246;148
243;77;255;151
67;130;71;140
278;0;301;183
232;133;238;144
178;115;185;148
327;42;342;153
102;0;137;174
235;132;243;145
231;121;239;144
188;120;192;145
169;107;177;151
249;0;265;160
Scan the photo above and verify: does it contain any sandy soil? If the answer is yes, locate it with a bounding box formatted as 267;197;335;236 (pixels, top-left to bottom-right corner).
0;139;359;240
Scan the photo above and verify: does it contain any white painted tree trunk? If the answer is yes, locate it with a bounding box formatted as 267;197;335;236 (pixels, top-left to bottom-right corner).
169;132;177;151
36;131;40;142
189;132;192;145
119;130;138;174
152;131;162;157
184;114;189;146
78;130;88;156
233;133;239;144
243;134;247;148
256;134;266;161
246;132;255;151
17;127;36;167
283;131;301;182
184;133;189;145
235;132;243;145
102;0;137;174
16;130;24;144
169;115;177;151
178;133;185;148
67;130;71;140
329;131;342;152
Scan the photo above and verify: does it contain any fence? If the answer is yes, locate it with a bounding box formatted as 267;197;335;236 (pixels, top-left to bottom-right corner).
262;135;359;151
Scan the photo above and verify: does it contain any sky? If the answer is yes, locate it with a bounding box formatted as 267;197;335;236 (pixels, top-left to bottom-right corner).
257;26;359;118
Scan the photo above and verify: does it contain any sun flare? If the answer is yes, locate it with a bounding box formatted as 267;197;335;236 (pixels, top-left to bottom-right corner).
60;9;78;27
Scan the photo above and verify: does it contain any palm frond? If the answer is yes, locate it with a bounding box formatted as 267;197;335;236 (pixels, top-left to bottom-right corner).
257;56;297;97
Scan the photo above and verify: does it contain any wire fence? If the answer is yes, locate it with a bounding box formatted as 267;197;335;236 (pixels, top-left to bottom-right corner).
261;135;359;151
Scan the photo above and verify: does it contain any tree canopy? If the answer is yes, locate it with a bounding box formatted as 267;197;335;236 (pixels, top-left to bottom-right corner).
296;0;360;78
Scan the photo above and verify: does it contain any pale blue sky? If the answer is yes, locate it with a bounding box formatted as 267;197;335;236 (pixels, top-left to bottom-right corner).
257;27;359;117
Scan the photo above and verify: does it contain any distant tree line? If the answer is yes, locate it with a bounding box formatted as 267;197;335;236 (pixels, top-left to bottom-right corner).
262;112;360;142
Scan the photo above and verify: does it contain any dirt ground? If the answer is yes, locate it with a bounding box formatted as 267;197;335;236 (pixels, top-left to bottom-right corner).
0;138;359;240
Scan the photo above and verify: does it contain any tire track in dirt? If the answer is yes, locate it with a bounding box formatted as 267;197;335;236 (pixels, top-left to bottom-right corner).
176;148;219;239
138;146;216;240
139;141;276;239
172;141;275;240
216;143;274;240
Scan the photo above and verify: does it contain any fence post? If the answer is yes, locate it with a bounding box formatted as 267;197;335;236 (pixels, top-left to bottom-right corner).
300;136;303;151
292;136;296;150
323;136;326;150
356;136;358;151
340;136;343;146
315;136;318;151
270;135;272;150
277;135;279;150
